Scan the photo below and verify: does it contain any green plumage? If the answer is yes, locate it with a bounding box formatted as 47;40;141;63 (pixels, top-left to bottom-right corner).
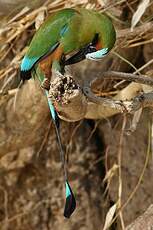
21;8;116;70
27;9;76;59
20;8;116;218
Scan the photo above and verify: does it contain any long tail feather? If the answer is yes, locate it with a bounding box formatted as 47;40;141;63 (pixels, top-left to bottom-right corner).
64;180;76;218
45;90;76;218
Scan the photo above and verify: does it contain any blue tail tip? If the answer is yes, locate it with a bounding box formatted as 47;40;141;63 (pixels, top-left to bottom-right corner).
64;181;76;218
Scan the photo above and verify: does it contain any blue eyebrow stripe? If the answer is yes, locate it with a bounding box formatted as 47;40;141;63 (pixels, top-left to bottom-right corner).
60;24;69;37
86;47;109;60
93;48;108;58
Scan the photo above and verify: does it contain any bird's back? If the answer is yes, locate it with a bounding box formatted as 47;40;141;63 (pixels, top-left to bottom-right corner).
77;8;116;51
21;8;116;73
20;8;78;73
60;8;116;53
27;8;77;59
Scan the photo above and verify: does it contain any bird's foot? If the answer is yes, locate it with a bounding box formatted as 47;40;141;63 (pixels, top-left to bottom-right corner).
41;78;51;90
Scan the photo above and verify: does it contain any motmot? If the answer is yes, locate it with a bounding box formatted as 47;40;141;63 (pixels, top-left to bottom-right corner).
20;8;116;218
20;8;116;88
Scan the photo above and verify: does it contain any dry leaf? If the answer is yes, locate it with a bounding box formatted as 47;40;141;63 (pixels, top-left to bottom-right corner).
103;164;118;183
131;0;150;31
97;0;106;7
103;203;117;230
7;6;30;24
35;10;45;30
103;164;118;195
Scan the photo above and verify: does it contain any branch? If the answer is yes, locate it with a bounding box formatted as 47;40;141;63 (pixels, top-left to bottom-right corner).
48;72;88;122
1;70;153;154
49;71;153;121
126;205;153;230
117;22;153;48
83;71;153;115
87;71;153;86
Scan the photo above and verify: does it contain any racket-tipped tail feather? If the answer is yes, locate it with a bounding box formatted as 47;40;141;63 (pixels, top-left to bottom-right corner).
64;180;76;218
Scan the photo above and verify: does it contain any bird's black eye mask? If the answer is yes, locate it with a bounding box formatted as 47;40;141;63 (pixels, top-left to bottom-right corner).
65;33;99;65
91;33;99;46
85;33;99;53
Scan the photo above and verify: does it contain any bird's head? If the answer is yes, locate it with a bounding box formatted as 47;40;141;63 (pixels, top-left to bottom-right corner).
84;34;109;61
85;47;108;61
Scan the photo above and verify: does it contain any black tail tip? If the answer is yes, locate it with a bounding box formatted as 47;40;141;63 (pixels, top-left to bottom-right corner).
64;181;76;218
20;70;32;81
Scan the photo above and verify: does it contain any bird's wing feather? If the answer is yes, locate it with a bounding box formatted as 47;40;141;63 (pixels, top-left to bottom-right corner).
21;8;77;72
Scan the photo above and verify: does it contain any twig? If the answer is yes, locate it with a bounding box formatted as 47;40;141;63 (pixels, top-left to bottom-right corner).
83;85;126;112
65;120;82;157
95;71;153;86
127;108;143;134
117;115;127;230
109;120;151;228
126;204;153;230
132;92;153;110
117;22;153;48
0;199;50;225
83;71;153;113
36;121;52;158
133;59;153;74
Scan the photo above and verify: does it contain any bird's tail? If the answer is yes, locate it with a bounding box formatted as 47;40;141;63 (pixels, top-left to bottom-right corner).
20;69;32;81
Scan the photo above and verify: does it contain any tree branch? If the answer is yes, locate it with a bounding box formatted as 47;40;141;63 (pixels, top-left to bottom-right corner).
1;70;153;154
126;205;153;230
117;22;153;48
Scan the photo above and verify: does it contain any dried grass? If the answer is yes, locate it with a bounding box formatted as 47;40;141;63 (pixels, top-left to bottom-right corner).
0;0;152;83
0;0;153;229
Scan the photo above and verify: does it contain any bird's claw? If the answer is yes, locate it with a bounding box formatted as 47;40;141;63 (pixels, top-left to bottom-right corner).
41;78;51;90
